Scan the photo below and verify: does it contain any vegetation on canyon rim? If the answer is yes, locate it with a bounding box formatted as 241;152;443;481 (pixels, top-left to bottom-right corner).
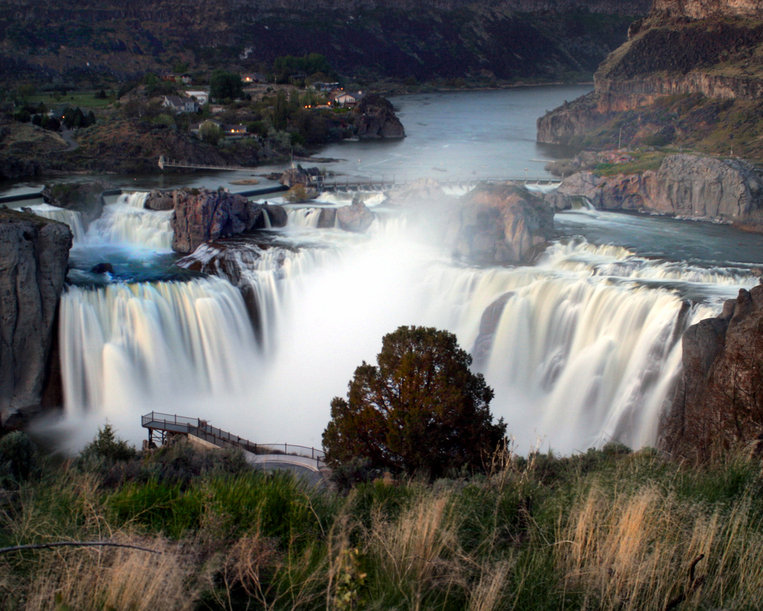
2;324;763;609
2;425;762;610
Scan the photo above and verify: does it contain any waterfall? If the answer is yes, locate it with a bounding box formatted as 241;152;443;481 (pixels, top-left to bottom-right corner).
287;207;324;228
58;209;758;452
27;203;86;242
59;277;260;446
84;192;173;251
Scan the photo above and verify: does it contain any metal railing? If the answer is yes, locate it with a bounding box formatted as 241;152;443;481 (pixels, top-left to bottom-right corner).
141;412;325;465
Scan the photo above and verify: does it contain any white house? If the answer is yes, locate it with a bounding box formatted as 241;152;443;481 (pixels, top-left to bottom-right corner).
162;95;199;114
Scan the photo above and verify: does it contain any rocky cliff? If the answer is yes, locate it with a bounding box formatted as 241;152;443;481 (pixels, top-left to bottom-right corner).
550;153;763;227
537;0;763;161
0;0;648;84
660;284;763;461
0;209;72;426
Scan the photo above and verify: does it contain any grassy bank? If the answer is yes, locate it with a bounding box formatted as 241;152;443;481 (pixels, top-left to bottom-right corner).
1;434;761;609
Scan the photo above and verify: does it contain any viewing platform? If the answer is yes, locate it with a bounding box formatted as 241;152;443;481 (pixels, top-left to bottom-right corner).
141;411;326;475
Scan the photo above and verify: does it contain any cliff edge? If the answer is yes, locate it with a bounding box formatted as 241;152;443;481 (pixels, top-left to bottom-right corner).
0;209;72;426
538;0;763;162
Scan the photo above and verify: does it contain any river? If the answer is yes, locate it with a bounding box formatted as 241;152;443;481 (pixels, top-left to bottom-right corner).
17;86;763;455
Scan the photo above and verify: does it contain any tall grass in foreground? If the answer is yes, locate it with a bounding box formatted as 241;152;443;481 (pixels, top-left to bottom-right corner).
1;441;761;609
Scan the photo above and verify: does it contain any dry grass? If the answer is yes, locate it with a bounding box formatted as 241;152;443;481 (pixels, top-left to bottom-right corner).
557;483;763;610
23;535;196;610
366;490;464;609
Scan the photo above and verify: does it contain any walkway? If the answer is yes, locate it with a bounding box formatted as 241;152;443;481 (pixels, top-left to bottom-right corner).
141;412;326;475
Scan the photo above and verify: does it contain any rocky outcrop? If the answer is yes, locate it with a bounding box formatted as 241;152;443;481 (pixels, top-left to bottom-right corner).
42;181;106;225
336;197;375;233
280;166;321;187
660;284;763;460
449;183;554;265
536;0;763;161
355;95;405;140
144;190;174;211
551;154;763;227
652;0;763;20
0;209;72;425
171;189;286;254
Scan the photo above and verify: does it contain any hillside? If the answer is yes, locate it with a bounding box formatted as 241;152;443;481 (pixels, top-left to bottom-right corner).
537;0;763;163
0;0;650;86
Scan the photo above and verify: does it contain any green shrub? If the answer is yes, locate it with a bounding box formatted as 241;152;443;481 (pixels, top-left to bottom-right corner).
0;431;39;488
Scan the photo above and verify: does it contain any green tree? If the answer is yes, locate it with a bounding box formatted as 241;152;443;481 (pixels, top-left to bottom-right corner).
77;424;136;470
199;120;222;145
209;70;243;101
322;326;506;479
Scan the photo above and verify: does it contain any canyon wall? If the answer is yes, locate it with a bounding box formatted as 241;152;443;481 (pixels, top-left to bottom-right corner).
0;0;649;83
0;209;71;426
659;285;763;461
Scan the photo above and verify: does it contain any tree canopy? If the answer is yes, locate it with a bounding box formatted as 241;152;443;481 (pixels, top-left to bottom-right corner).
322;326;506;479
209;70;243;101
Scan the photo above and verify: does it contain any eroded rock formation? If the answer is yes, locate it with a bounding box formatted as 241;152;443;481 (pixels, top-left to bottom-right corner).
171;189;286;254
336;197;375;233
660;284;763;460
550;154;763;227
355;95;405;140
0;209;71;425
449;183;554;265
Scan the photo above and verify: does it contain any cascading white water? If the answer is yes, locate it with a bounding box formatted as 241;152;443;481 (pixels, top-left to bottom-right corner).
27;203;86;242
58;276;260;448
85;192;173;251
58;199;760;453
286;207;324;228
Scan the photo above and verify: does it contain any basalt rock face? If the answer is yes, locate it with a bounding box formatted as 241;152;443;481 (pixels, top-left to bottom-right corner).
652;0;763;20
537;0;763;161
171;189;286;254
355;95;405;140
660;285;763;460
0;209;72;425
449;183;554;265
551;154;763;227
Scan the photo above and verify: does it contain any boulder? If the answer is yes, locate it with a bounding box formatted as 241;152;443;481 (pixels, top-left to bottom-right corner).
0;209;72;425
660;284;763;460
355;94;405;139
449;183;554;265
336;197;375;233
317;208;337;228
171;188;286;254
144;190;174;211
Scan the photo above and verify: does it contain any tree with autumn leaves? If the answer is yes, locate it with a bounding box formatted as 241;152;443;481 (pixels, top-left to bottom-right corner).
322;326;507;480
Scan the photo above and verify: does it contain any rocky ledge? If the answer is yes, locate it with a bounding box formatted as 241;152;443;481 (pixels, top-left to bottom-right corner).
171;189;287;254
547;153;763;229
0;208;72;426
660;284;763;460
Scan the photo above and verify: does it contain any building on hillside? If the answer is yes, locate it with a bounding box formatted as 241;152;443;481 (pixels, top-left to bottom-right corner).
185;90;209;105
223;124;248;137
330;90;364;107
162;95;199;114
